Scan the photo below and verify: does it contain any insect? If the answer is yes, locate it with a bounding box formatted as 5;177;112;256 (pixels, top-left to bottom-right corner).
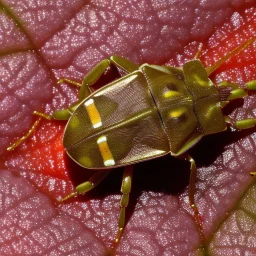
7;37;256;248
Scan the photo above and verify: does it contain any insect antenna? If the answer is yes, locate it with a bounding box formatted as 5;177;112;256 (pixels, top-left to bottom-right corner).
206;36;256;75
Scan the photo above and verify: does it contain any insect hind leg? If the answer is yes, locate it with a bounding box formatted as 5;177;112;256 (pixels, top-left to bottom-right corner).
7;59;110;151
113;165;133;248
58;78;82;87
59;170;111;202
61;57;138;102
7;112;52;151
6;107;73;151
110;55;139;74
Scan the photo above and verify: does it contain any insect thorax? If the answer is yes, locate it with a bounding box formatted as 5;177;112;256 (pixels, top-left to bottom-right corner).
141;60;227;156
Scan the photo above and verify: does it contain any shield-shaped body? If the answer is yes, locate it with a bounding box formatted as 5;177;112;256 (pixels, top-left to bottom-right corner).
64;60;227;169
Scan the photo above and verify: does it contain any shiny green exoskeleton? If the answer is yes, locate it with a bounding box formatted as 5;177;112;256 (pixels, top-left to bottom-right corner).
65;60;227;167
7;37;256;249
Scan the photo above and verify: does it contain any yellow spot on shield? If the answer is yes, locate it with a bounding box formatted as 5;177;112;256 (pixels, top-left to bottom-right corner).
163;90;180;98
169;107;186;118
97;136;115;167
192;74;207;86
84;99;102;128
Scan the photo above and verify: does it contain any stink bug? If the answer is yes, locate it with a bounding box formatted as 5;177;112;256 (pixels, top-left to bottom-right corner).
7;37;256;246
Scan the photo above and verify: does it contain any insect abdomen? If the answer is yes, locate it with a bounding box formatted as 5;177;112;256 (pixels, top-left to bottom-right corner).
64;71;170;169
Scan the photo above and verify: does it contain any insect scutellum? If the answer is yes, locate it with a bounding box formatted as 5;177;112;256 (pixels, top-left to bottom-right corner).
7;37;256;248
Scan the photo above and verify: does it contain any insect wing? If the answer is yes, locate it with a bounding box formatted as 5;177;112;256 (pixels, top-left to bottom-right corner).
64;71;170;169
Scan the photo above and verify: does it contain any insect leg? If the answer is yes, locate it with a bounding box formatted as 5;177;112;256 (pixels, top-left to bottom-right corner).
78;60;111;100
219;80;256;175
225;117;256;130
194;42;203;59
59;170;112;202
10;59;113;150
51;99;84;120
78;57;138;100
6;103;78;151
58;78;82;87
54;57;139;119
114;165;133;245
59;55;139;102
7;101;80;151
110;55;139;74
7;112;52;151
180;153;202;226
218;80;256;107
56;62;114;119
226;116;256;177
7;116;44;151
218;80;256;130
186;155;198;211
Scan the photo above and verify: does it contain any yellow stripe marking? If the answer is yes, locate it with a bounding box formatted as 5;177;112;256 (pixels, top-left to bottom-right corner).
84;99;102;128
163;90;180;98
97;136;115;167
169;107;186;118
192;74;208;86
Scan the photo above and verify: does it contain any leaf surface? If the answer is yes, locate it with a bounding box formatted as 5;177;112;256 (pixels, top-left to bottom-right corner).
1;1;256;255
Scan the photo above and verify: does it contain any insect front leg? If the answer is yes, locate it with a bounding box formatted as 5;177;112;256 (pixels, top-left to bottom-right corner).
228;117;256;130
219;80;256;131
219;80;256;175
225;113;256;177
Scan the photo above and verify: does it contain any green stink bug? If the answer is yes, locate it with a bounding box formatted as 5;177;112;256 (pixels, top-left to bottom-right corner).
7;37;256;246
